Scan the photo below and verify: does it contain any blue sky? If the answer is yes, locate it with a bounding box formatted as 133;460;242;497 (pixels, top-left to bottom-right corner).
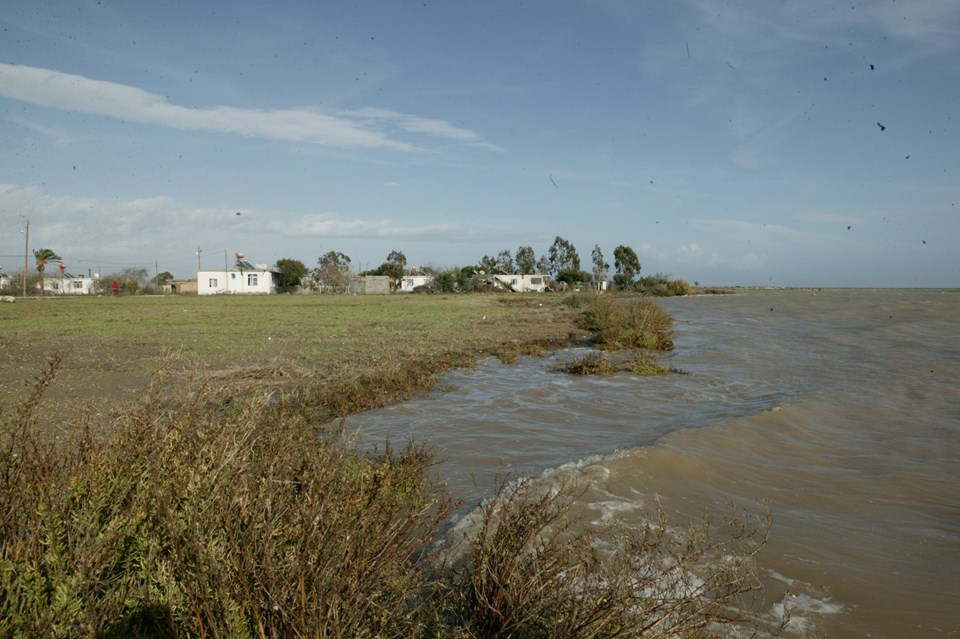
1;0;957;286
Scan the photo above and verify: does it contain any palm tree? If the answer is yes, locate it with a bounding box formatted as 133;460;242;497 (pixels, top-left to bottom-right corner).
34;248;60;296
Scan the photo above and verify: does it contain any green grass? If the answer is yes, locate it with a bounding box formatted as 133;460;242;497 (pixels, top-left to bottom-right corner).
0;294;576;419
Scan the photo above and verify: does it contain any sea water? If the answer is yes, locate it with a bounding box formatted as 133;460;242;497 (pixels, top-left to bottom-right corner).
349;289;960;638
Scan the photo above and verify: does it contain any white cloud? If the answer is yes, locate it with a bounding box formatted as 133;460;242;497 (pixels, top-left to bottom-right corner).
274;212;467;240
0;63;498;152
0;184;513;279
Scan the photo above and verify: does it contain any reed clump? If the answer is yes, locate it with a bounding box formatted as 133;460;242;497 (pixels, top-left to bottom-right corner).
555;352;669;376
576;295;674;351
433;478;777;638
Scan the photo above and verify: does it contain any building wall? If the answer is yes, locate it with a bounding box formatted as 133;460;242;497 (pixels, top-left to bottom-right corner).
198;269;275;295
44;277;99;295
493;274;548;293
400;275;433;292
360;275;391;295
166;279;198;294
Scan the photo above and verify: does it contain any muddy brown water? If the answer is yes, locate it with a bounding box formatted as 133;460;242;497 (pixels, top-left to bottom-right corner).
349;289;960;638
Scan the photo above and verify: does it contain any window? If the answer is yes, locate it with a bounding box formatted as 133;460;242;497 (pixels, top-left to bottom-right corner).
72;281;83;289
248;273;258;286
231;272;236;279
208;278;218;287
531;277;542;285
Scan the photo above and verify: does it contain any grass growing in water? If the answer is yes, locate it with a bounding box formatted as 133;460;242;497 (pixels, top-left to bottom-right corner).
555;351;669;376
576;295;674;351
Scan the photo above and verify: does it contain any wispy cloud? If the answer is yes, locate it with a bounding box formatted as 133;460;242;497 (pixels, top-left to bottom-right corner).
0;63;498;152
6;115;75;145
274;212;472;240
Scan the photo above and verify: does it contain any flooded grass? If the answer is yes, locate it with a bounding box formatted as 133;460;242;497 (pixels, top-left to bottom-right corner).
555;351;670;376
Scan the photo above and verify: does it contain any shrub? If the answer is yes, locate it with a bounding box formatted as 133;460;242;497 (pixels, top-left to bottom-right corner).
555;352;621;375
555;351;668;376
435;478;776;638
0;359;449;637
562;289;601;309
576;295;674;350
667;278;693;296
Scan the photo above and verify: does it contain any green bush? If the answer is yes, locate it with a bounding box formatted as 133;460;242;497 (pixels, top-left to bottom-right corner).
576;295;674;350
1;359;448;637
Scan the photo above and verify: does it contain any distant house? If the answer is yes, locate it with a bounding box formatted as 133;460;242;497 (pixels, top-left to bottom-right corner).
198;256;277;295
43;274;100;295
400;274;433;293
492;274;550;293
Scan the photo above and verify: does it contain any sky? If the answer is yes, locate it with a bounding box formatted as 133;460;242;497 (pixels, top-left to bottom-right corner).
1;0;958;287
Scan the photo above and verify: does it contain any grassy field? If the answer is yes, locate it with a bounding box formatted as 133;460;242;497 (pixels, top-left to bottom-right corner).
0;293;578;421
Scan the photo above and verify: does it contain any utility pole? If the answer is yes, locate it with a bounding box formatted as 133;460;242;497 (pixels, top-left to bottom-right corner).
197;245;203;272
22;219;29;297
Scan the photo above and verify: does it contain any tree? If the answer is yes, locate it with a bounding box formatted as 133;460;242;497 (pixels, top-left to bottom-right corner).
274;258;308;292
547;236;580;276
120;267;149;294
496;250;515;275
535;255;550;276
33;248;60;296
386;250;407;272
432;270;458;293
515;246;536;275
591;244;609;287
613;245;641;290
313;251;352;293
477;255;499;274
555;268;592;286
366;250;408;282
156;271;174;285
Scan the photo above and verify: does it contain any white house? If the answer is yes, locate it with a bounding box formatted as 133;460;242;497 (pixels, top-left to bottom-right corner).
400;274;433;292
43;274;100;295
492;273;550;293
198;257;277;295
